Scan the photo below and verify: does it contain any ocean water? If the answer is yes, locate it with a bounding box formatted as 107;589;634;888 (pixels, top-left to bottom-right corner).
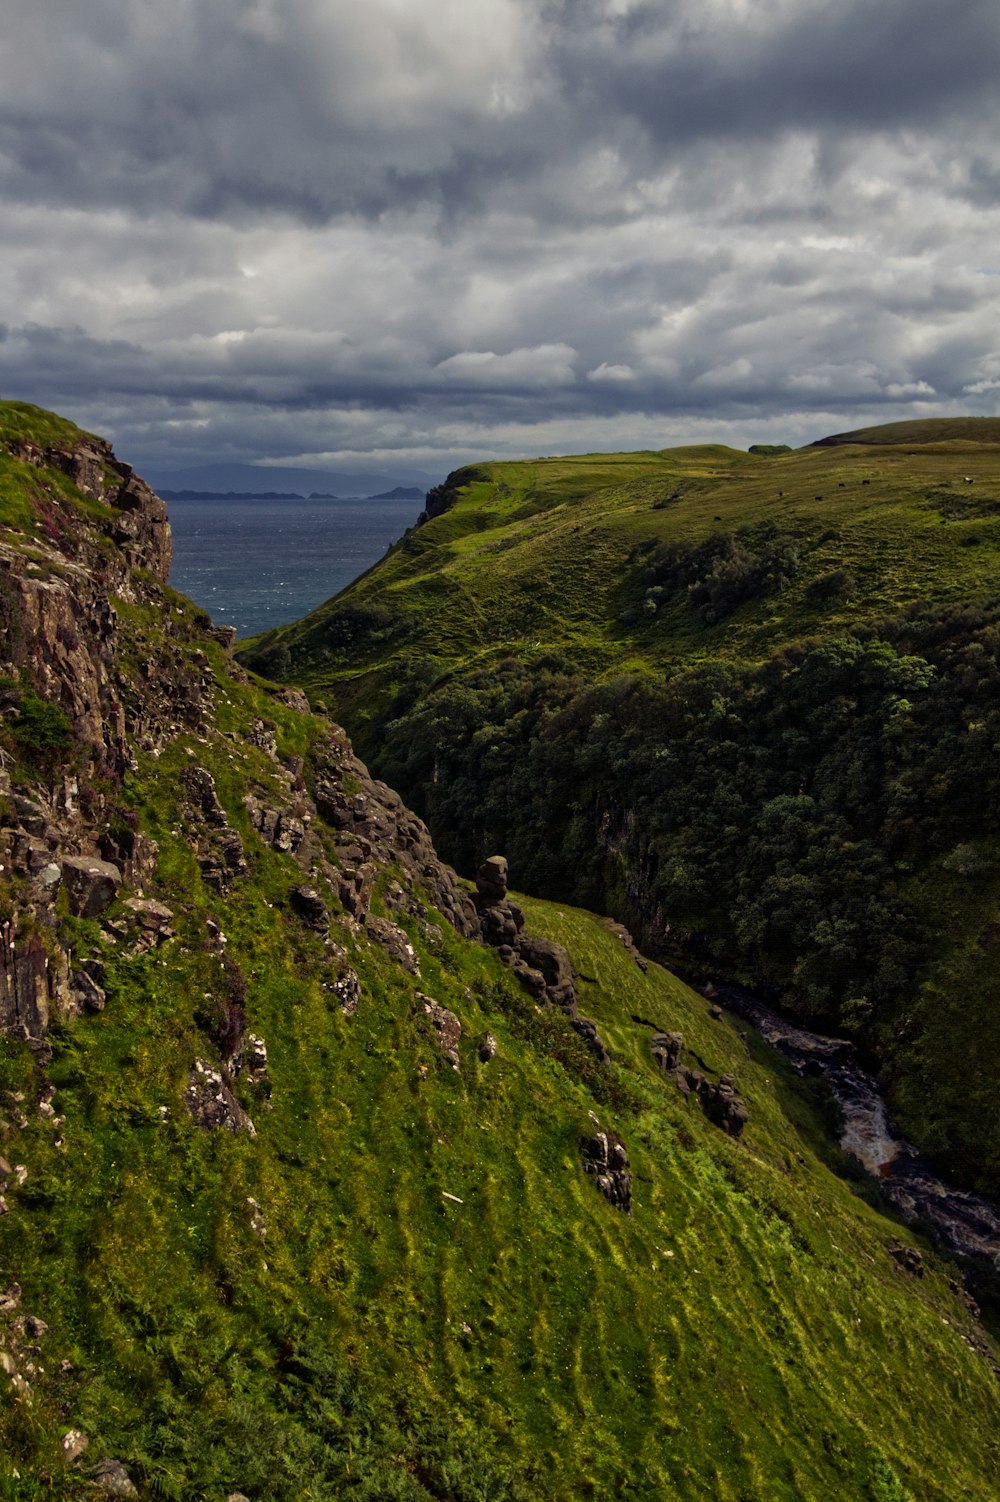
166;494;422;639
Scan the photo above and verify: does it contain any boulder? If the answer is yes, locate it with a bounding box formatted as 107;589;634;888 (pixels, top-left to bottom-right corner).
60;856;122;918
35;862;62;893
699;1074;749;1139
516;935;577;1012
61;1430;88;1463
70;969;106;1012
290;885;330;934
90;1459;139;1500
889;1242;925;1276
476;854;508;902
651;1032;683;1073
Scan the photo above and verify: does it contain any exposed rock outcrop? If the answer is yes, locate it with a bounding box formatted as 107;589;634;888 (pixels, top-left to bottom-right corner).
601;917;648;972
312;752;480;938
0;923;58;1039
415;468;485;527
333;967;362;1016
290;884;330;934
675;1066;748;1139
472;854;609;1061
417;994;462;1069
652;1030;748;1138
61;854;122;918
651;1031;684;1073
181;765;247;893
244;793;306;856
699;1074;749;1138
90;1457;140;1500
233;1033;270;1097
367;914;420;973
185;1060;256;1138
581;1116;632;1212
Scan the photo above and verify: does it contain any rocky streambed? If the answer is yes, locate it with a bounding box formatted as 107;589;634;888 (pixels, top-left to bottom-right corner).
714;985;1000;1274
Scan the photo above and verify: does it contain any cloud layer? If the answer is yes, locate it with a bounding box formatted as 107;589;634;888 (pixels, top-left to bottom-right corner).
2;0;1000;474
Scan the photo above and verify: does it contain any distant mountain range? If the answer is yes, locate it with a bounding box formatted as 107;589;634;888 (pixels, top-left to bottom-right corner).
142;460;440;498
159;486;427;502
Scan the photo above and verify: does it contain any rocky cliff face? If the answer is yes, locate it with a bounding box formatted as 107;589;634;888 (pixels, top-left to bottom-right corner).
0;411;591;1103
0;423;178;1041
0;427;172;755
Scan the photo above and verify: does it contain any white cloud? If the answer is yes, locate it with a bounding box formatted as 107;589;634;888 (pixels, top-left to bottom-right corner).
432;345;578;387
587;363;635;382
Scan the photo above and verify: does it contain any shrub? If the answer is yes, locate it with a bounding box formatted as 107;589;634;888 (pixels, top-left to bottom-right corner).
806;569;855;606
12;693;72;752
942;842;990;877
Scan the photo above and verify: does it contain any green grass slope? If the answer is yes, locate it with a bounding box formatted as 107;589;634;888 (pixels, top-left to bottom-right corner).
0;403;115;535
4;765;1000;1500
243;431;1000;710
0;404;998;1499
239;424;1000;1198
812;417;1000;446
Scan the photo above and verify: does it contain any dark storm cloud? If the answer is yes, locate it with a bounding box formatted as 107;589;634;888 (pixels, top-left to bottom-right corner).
550;0;1000;147
3;0;997;225
0;0;549;222
1;0;1000;471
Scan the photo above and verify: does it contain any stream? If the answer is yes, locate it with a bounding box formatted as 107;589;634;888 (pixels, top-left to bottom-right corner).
713;984;1000;1273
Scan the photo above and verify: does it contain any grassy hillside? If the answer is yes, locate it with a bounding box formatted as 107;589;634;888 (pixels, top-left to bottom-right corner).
0;402;999;1498
4;744;1000;1499
244;432;1000;709
812;417;1000;446
239;424;1000;1196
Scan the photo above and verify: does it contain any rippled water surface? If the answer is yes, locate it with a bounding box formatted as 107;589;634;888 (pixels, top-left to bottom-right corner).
167;494;421;639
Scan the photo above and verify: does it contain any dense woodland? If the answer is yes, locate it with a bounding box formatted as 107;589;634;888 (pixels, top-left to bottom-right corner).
372;600;997;1022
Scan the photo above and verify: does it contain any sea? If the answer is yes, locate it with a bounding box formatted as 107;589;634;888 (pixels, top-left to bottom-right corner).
166;493;423;640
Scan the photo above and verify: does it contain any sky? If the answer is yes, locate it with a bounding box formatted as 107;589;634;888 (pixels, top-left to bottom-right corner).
3;0;1000;479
